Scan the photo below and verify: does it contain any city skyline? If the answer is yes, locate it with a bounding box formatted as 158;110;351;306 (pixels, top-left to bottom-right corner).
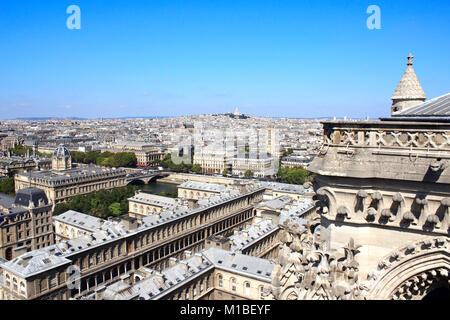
1;0;449;120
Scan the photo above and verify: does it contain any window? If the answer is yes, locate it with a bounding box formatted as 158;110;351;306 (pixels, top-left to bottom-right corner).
231;278;236;292
245;282;250;296
20;282;26;295
13;278;18;291
260;286;264;299
218;275;223;287
49;275;57;288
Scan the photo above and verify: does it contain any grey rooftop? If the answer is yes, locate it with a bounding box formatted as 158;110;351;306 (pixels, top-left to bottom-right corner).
391;93;450;118
53;210;105;232
178;180;226;193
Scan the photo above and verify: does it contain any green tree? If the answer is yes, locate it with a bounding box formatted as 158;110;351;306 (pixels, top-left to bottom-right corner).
277;166;313;185
222;168;230;176
11;144;29;156
191;164;202;173
244;170;254;178
52;185;139;218
0;177;15;196
108;202;122;216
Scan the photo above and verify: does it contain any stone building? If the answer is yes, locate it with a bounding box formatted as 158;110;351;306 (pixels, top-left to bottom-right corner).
260;181;315;201
14;145;127;207
0;188;54;261
265;54;450;300
0;157;51;177
0;185;264;300
52;144;72;171
177;181;226;200
229;218;280;260
109;141;166;167
83;247;273;301
53;210;106;240
128;191;177;218
193;145;233;175
231;156;275;178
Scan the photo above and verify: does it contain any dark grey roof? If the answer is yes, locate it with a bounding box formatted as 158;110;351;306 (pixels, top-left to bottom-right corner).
14;187;49;207
0;193;15;208
53;144;71;158
392;93;450;117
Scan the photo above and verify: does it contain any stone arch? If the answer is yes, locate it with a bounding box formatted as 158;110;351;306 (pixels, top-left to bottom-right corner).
365;237;449;300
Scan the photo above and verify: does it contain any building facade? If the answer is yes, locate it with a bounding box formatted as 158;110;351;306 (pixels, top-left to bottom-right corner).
0;186;265;300
128;191;177;218
0;188;54;261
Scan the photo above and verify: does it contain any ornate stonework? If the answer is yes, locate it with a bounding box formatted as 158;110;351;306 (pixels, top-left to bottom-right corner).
364;237;449;299
391;54;426;114
272;56;450;300
263;218;368;300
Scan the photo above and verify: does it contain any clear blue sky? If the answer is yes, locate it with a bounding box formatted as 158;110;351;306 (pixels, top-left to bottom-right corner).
0;0;449;119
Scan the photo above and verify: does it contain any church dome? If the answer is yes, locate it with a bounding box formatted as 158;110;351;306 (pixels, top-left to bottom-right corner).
53;144;71;158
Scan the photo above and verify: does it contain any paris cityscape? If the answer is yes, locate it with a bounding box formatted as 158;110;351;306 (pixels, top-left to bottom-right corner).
0;0;448;309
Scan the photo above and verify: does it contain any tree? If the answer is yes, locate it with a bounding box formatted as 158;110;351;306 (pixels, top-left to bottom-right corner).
108;202;122;216
222;168;230;176
11;144;29;156
244;170;254;178
0;178;15;196
277;166;313;185
191;164;202;173
52;185;139;218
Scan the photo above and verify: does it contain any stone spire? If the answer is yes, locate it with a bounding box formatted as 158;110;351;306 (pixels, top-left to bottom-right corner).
391;53;426;115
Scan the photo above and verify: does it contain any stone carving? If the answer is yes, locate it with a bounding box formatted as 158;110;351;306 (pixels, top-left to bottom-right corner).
392;268;449;300
323;127;450;150
430;158;447;172
264;218;367;300
364;237;450;299
318;188;449;233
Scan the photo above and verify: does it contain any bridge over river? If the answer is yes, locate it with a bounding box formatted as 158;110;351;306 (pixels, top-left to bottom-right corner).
125;170;171;185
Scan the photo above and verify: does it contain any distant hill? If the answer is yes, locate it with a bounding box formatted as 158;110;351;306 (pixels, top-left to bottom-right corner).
14;117;87;120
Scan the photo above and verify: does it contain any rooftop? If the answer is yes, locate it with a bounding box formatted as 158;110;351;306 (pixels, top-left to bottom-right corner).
128;192;177;207
53;210;105;232
178;180;226;193
16;165;125;183
391;93;450;118
391;53;426;101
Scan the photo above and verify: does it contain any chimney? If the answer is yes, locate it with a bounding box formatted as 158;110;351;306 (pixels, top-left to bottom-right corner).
194;253;203;264
187;199;199;209
121;216;138;230
168;257;178;267
183;250;192;260
229;252;236;261
179;261;188;272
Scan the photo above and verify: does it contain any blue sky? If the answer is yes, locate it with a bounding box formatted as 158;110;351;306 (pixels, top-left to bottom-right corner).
0;0;449;119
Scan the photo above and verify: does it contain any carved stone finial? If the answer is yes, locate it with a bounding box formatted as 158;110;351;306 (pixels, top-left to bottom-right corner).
407;53;414;65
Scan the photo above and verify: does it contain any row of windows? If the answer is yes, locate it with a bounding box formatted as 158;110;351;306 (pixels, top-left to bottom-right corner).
217;274;265;299
55;180;124;198
4;273;26;296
